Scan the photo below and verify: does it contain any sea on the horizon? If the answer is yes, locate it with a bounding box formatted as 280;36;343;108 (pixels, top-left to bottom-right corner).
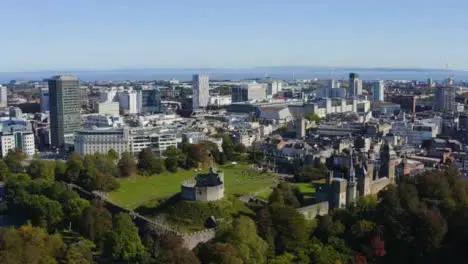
0;67;467;83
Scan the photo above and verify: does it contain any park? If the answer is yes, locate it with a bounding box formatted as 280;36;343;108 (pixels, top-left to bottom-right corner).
109;163;279;209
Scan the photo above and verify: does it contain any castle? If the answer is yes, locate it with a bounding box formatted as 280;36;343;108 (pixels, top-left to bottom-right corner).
181;167;225;201
316;142;397;209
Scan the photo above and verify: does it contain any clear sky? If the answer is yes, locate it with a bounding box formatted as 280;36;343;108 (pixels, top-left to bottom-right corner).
1;0;467;72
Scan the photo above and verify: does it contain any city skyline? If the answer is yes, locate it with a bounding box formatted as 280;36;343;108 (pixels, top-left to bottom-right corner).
1;0;468;72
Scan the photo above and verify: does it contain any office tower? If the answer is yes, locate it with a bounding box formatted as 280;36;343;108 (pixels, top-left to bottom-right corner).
139;87;161;113
192;74;209;109
119;90;139;114
231;83;267;102
427;78;434;88
0;85;7;108
329;79;340;89
447;77;454;86
348;73;362;98
48;75;81;149
40;87;50;112
435;86;456;112
295;118;306;138
373;80;385;101
267;81;282;96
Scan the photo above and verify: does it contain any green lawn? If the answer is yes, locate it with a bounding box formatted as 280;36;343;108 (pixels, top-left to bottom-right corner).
109;164;277;209
294;179;325;205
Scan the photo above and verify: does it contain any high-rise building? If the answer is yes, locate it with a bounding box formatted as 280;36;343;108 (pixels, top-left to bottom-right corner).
427;78;434;88
348;73;362;98
119;89;139;114
40;87;50;112
267;81;282;96
48;75;81;149
373;81;385;101
435;86;456;112
192;74;209;109
232;83;267;102
0;85;7;108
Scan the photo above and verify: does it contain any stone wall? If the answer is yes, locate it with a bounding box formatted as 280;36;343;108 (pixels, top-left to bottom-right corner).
296;201;329;220
67;183;215;249
182;228;217;250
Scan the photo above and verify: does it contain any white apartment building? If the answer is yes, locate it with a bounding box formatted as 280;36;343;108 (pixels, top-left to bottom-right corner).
192;74;210;109
0;85;7;108
74;126;180;156
267;81;283;96
97;102;120;116
0;120;35;157
40;87;49;112
118;90;139;114
307;98;370;118
209;95;232;106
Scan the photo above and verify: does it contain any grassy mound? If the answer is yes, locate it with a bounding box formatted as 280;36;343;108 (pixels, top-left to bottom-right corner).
165;196;253;232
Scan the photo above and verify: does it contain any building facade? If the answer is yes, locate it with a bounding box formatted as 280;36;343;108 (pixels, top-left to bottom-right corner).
74;126;179;156
232;83;267;102
192;74;210;109
348;73;362;98
267;81;282;96
373;81;384;101
48;75;82;149
0;85;7;108
40;87;50;112
435;86;456;111
0;120;35;157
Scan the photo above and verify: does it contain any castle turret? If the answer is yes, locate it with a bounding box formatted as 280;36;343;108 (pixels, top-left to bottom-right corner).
379;142;396;184
346;157;357;206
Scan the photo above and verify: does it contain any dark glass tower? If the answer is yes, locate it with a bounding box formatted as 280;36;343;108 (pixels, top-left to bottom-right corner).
48;75;81;150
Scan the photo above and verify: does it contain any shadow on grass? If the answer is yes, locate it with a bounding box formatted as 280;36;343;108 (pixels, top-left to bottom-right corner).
135;193;181;216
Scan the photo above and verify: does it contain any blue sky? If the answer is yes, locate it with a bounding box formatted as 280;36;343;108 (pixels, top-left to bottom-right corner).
1;0;467;71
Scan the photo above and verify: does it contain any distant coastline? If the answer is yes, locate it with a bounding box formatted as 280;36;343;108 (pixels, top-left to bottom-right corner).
0;66;466;83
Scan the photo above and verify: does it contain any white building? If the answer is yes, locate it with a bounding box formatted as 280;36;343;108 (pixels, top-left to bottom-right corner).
0;120;35;157
435;86;456;111
97;102;120;116
0;85;7;108
267;81;283;96
306;98;370;118
119;90;139;114
40;87;49;112
232;83;267;102
348;73;362;98
373;81;385;102
74;126;180;156
84;114;123;128
192;74;210;109
209;95;232;106
100;87;119;103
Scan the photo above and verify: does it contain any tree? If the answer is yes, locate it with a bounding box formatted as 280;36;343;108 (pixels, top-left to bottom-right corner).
4;148;26;173
117;152;137;177
0;225;66;264
107;148;119;162
103;213;145;262
269;204;308;254
55;160;67;181
138;148;165;175
145;234;200;264
295;165;328;182
64;153;84;183
27;160;56;181
79;200;113;245
305;112;321;123
65;241;94;264
233;143;247;154
197;242;243;264
0;160;11;181
223;216;268;264
164;146;184;173
220;134;235;160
